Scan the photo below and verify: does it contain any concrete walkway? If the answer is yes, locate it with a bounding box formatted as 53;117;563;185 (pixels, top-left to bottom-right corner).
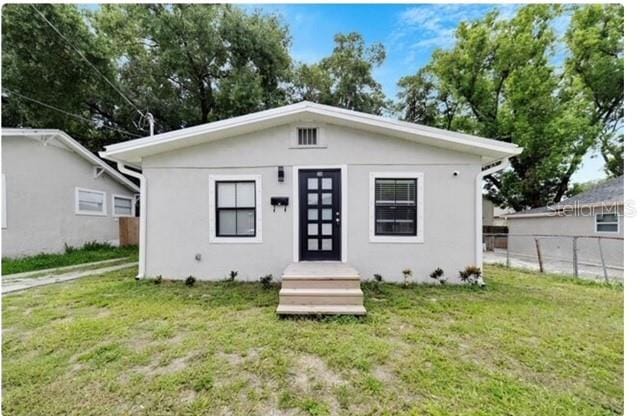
2;261;137;295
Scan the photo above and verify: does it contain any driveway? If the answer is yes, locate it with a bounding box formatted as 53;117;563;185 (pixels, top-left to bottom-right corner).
2;261;137;294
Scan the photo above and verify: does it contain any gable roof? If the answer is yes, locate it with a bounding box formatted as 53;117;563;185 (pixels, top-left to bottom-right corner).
2;128;139;192
506;176;624;218
100;101;522;167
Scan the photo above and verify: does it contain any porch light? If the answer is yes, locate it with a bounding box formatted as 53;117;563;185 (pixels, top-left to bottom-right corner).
278;166;285;182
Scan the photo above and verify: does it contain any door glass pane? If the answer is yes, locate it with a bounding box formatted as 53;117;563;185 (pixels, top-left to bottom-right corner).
308;209;318;220
322;223;332;236
308;193;318;205
236;210;255;235
322;178;332;190
322;239;332;251
308;178;318;190
308;239;319;251
217;183;236;208
308;223;318;236
236;182;255;207
218;211;236;235
322;209;332;220
321;193;332;205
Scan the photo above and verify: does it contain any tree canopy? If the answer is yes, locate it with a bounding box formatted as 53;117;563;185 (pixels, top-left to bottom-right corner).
2;4;623;208
397;4;623;210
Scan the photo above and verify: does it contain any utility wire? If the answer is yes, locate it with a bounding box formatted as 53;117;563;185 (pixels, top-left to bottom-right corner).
6;89;141;138
30;4;146;120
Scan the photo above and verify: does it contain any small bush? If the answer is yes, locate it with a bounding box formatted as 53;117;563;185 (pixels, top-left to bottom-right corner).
185;276;196;287
373;274;383;283
402;269;412;287
459;266;482;283
153;275;162;285
259;274;273;289
228;270;238;282
430;267;446;285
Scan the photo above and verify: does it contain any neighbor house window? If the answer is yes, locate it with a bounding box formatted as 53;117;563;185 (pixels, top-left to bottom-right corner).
209;175;263;243
75;187;107;216
369;172;424;243
112;195;135;217
375;178;418;236
595;213;619;233
297;128;318;146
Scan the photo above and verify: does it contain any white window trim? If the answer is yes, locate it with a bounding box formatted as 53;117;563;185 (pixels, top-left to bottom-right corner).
594;213;619;234
289;124;327;149
112;194;135;218
2;174;7;229
209;174;263;243
75;187;107;216
369;172;424;243
292;165;348;262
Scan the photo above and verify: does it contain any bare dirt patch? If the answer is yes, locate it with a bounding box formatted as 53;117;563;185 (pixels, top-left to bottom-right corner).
294;354;344;392
372;365;396;383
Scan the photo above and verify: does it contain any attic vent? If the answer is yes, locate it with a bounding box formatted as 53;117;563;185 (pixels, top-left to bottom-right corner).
297;128;318;146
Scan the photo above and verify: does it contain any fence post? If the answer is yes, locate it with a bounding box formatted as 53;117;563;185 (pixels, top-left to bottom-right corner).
572;237;578;278
597;237;609;283
534;238;544;273
506;235;511;268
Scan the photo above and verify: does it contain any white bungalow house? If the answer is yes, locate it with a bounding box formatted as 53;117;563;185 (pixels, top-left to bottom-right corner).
2;129;139;257
100;102;521;314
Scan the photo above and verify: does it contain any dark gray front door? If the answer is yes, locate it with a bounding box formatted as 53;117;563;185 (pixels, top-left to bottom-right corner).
299;169;341;261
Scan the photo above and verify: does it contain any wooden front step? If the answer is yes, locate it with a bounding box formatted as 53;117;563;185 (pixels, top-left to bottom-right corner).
277;262;366;315
279;288;363;305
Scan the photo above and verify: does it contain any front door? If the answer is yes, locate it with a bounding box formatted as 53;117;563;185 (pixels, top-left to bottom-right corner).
299;169;341;261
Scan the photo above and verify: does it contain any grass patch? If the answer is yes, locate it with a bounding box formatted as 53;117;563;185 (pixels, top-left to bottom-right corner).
2;265;622;415
2;242;138;275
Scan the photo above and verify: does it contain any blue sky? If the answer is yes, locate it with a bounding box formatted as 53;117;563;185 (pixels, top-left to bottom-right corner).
243;3;605;183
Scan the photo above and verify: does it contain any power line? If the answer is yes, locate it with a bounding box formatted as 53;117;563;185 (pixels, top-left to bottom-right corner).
30;4;146;120
6;89;141;138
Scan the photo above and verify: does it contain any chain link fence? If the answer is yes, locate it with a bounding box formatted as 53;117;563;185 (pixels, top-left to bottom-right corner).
483;233;624;282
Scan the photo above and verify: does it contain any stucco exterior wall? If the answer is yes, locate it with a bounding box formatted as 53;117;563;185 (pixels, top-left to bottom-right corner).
507;209;624;268
2;135;136;257
142;123;481;283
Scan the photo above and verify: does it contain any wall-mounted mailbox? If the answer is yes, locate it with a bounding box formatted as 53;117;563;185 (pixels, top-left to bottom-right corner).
271;197;289;212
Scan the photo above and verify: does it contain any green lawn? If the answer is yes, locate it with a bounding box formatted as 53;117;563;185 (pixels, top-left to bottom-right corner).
2;243;138;275
2;265;623;415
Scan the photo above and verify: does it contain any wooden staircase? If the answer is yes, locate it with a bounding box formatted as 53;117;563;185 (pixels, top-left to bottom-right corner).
276;262;366;315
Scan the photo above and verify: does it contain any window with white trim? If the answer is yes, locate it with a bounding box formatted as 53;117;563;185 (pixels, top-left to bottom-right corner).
75;188;106;216
375;178;418;236
216;181;256;237
113;195;135;217
209;175;262;243
369;172;424;243
595;213;619;233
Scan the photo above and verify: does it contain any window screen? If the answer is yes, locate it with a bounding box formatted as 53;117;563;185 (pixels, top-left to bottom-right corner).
595;213;618;233
297;128;318;145
374;178;417;236
216;181;256;237
77;189;105;214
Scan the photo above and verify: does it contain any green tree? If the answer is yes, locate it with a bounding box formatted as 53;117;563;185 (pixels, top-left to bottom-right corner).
93;4;292;131
396;5;599;211
566;4;624;177
293;32;387;114
1;4;136;151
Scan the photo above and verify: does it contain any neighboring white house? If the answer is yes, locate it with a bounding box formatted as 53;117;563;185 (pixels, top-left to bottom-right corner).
101;101;521;287
505;176;624;269
2;129;139;257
